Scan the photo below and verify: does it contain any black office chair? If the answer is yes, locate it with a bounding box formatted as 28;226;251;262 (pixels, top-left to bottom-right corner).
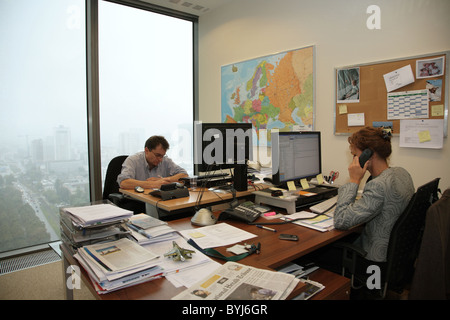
337;177;441;299
103;155;146;215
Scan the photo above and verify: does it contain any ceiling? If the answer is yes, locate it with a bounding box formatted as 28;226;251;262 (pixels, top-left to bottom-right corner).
140;0;233;16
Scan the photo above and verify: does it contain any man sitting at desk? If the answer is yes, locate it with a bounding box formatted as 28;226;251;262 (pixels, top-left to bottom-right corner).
117;135;188;190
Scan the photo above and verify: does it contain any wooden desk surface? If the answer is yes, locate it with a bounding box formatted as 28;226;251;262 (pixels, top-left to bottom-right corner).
120;184;268;212
168;214;361;269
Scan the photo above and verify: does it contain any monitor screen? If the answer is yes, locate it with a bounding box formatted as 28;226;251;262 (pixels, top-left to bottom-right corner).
272;131;322;186
194;122;253;174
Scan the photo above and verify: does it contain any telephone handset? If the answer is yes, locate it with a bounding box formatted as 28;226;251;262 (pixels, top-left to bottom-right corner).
359;148;373;168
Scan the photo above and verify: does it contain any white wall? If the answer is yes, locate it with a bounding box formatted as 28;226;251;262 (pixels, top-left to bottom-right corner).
198;0;450;190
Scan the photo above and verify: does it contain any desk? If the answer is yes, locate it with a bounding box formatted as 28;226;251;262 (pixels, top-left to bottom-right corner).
168;215;361;270
120;185;268;218
62;213;360;300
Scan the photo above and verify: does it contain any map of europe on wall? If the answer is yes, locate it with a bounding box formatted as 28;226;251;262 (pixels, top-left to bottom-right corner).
221;45;314;146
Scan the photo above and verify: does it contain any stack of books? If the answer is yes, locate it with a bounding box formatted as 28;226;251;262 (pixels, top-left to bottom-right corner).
74;237;163;294
60;201;133;256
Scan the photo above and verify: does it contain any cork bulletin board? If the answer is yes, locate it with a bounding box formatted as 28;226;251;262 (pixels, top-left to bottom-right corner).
334;51;449;136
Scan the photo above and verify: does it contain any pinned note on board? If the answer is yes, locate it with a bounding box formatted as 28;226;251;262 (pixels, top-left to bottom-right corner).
399;119;444;149
348;113;365;126
431;104;444;117
339;105;348;114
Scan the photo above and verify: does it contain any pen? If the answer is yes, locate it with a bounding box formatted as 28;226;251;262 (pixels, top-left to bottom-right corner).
256;225;276;232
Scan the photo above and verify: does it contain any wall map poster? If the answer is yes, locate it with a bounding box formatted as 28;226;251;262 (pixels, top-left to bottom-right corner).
221;45;315;145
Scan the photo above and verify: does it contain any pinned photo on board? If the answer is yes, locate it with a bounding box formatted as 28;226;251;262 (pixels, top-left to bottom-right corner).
337;67;360;103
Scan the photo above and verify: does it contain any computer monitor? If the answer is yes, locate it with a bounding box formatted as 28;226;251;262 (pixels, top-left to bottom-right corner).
271;131;322;187
194;122;253;173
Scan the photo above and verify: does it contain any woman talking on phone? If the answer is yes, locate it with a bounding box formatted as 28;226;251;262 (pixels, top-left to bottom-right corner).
334;126;415;263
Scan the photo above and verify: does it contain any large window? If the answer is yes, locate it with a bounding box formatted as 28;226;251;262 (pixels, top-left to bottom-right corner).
0;0;88;253
99;1;194;179
0;0;196;255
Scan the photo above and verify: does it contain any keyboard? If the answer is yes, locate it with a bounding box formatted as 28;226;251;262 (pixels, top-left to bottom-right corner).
197;173;230;179
309;196;338;214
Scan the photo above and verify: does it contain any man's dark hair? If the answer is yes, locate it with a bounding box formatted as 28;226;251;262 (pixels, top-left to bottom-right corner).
145;135;169;151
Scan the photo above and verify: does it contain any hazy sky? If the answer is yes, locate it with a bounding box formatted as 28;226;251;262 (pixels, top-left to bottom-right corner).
1;0;86;146
1;0;193;160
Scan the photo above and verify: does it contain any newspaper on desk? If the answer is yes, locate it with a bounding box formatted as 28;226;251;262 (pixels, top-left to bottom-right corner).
172;262;299;300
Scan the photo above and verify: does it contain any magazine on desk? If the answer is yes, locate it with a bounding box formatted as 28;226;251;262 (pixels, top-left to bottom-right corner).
75;252;164;293
127;213;178;244
74;237;163;293
172;262;299;300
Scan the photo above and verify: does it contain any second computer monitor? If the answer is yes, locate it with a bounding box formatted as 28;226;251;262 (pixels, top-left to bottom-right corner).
194;122;253;174
272;131;322;187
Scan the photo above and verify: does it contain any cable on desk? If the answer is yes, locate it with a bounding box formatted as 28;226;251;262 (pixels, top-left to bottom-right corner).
194;164;216;211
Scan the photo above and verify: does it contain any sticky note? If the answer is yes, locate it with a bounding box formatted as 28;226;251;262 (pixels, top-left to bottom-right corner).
189;231;205;238
300;179;309;189
227;245;248;255
316;174;324;185
339;104;348;114
418;130;431;143
287;181;296;191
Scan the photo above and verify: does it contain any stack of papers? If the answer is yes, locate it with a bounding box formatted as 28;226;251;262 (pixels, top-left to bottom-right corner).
127;214;178;244
62;203;133;228
60;202;132;256
142;236;218;288
277;262;319;279
281;211;335;232
178;223;257;249
74;238;163;294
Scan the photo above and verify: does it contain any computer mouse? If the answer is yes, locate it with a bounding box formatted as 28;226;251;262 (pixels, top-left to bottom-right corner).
134;186;144;193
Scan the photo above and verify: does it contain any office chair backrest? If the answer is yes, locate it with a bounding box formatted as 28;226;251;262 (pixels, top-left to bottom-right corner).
385;177;440;292
102;155;128;200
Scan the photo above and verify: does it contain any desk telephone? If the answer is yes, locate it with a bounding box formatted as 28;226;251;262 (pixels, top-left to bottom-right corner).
219;201;271;223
